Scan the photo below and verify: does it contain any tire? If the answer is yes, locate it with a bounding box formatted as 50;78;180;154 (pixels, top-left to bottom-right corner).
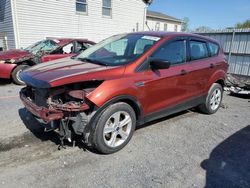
12;65;30;85
199;83;223;114
91;102;136;154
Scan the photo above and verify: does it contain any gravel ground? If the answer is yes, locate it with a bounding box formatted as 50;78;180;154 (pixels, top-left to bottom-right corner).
0;79;250;188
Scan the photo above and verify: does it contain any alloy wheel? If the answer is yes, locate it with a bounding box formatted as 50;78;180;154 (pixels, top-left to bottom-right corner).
103;111;132;148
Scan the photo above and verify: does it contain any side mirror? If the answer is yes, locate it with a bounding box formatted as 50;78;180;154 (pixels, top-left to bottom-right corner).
150;58;170;70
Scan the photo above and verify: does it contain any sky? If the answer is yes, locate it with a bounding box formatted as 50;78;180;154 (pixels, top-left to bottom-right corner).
148;0;250;30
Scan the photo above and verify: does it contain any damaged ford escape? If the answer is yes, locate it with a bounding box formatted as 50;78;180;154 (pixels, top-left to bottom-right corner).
20;32;228;154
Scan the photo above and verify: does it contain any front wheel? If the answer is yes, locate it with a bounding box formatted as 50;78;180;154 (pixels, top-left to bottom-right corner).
199;83;223;114
12;65;30;85
91;102;136;154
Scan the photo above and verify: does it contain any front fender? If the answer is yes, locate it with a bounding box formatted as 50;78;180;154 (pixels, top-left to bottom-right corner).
86;78;144;108
0;63;17;79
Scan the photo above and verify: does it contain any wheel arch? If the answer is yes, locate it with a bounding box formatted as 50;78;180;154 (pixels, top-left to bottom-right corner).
206;70;226;91
94;95;143;122
85;95;144;145
215;79;225;88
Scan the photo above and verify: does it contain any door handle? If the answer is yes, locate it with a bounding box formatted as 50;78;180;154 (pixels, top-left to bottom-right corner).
210;63;215;68
180;70;188;75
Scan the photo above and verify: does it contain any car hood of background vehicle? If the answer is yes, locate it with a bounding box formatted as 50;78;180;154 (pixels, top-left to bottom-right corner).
0;49;32;60
20;57;125;88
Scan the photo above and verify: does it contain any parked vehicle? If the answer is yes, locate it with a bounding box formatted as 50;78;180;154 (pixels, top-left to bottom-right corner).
0;38;95;85
20;32;228;154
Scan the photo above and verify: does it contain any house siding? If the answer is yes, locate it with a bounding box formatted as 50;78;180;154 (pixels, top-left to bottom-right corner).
0;0;16;50
146;17;182;32
15;0;145;48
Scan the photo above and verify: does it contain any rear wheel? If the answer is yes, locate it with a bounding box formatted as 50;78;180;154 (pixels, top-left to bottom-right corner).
12;65;30;85
91;102;136;154
199;83;223;114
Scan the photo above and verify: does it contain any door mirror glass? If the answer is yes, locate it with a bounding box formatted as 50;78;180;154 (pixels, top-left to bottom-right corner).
150;59;170;69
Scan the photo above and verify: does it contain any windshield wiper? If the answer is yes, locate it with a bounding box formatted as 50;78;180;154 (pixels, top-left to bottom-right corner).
78;57;108;66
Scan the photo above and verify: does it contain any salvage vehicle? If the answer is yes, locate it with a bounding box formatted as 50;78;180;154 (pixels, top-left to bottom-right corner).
226;73;250;95
0;38;95;85
20;32;228;154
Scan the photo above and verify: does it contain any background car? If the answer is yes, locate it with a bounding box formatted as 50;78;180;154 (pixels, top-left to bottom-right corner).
20;32;228;154
0;38;95;85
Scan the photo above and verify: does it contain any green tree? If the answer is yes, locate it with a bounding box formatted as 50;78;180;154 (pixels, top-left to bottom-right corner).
195;26;212;32
235;19;250;28
181;17;189;32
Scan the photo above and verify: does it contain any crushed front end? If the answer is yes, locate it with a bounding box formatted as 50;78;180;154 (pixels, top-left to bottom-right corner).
20;82;101;149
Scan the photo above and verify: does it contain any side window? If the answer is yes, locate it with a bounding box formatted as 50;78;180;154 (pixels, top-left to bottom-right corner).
155;22;160;31
164;23;168;31
74;41;92;53
208;42;219;56
174;25;178;32
189;40;209;60
62;43;74;54
134;39;154;55
152;40;186;65
76;0;87;14
102;0;112;17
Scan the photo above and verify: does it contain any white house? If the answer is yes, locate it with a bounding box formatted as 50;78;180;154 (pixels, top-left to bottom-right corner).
0;0;182;51
146;10;182;32
0;0;147;50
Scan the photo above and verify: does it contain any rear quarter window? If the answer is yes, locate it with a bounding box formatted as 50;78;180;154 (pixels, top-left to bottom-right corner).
208;42;219;56
190;40;209;60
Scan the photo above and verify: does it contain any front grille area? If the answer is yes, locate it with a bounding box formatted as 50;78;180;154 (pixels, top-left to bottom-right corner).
25;87;48;107
34;88;48;107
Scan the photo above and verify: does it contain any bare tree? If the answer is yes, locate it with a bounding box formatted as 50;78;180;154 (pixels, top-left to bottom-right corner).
181;17;189;32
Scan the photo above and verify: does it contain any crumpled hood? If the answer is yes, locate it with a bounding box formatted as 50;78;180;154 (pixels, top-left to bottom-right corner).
20;57;125;88
0;49;32;61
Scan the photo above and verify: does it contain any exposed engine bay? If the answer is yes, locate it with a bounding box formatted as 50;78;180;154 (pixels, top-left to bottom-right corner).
20;81;103;149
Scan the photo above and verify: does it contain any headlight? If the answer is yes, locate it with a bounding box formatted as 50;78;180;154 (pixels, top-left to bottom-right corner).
0;60;5;64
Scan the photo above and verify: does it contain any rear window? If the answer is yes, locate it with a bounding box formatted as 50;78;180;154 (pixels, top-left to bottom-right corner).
208;42;219;56
190;40;209;60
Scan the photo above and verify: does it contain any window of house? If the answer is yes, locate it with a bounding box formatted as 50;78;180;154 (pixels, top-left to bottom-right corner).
208;42;219;56
189;40;209;60
164;23;168;31
152;40;186;65
155;22;160;31
102;0;112;17
174;25;178;32
76;0;87;13
136;23;139;32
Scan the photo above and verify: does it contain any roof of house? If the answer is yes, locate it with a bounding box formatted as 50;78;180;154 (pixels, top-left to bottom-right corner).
147;10;182;23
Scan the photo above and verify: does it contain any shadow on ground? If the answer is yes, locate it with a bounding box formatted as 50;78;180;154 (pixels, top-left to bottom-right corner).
0;78;12;85
201;125;250;188
18;108;93;152
229;92;250;99
136;110;194;130
18;108;60;145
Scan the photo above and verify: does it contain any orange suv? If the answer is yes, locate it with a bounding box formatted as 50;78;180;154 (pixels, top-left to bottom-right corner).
20;32;228;154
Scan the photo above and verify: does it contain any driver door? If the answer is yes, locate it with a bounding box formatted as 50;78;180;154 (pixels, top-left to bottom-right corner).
142;38;192;116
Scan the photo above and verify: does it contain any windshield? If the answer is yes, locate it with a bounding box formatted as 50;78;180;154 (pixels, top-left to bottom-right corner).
76;34;161;66
25;39;59;55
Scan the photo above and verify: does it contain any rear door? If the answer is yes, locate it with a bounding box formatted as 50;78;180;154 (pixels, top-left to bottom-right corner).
186;38;215;96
